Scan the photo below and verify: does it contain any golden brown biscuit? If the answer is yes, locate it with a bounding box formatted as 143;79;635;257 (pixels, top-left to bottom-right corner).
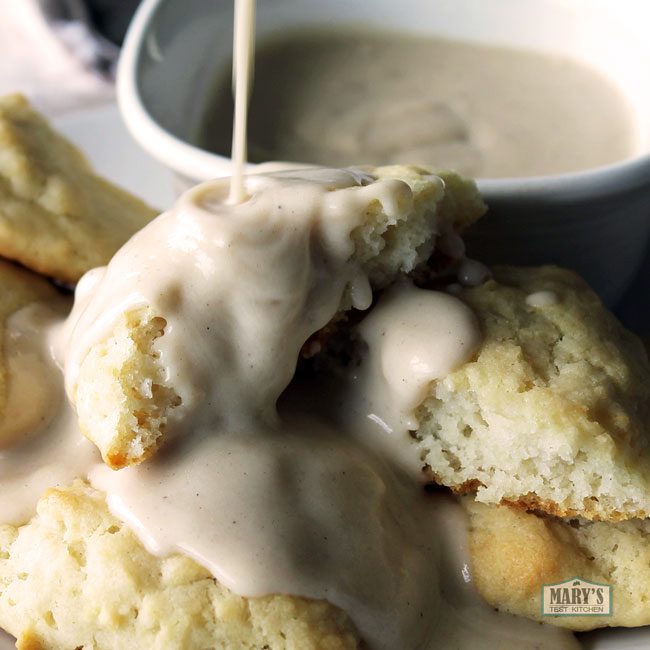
0;480;364;650
0;94;157;283
414;265;650;521
463;496;650;630
0;258;69;446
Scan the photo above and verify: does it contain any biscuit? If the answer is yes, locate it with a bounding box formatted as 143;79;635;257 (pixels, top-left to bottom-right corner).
462;496;650;630
0;94;157;283
0;258;69;446
0;480;363;650
73;306;182;468
413;265;650;521
71;166;486;469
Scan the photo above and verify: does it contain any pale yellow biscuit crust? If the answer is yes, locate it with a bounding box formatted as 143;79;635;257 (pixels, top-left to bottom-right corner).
463;496;650;631
416;265;650;521
0;481;364;650
0;94;157;283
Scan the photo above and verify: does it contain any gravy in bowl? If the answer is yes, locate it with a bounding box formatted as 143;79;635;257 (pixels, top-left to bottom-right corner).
198;27;638;178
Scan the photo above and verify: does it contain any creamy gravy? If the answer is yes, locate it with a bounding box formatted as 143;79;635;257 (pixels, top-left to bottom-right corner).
0;168;581;648
0;304;64;448
526;290;560;308
358;284;482;429
198;28;638;178
89;423;576;650
63;169;408;433
0;303;99;525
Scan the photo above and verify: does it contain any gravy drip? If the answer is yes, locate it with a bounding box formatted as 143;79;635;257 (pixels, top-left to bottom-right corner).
227;0;255;203
358;283;483;430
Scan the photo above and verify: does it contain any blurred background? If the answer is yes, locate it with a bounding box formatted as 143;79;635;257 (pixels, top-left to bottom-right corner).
0;0;139;115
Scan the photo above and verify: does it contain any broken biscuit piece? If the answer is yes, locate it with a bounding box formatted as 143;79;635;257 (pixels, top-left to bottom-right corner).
73;306;182;469
0;94;158;283
413;265;650;521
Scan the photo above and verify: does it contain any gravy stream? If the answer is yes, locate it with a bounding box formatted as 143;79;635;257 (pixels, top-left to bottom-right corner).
227;0;255;203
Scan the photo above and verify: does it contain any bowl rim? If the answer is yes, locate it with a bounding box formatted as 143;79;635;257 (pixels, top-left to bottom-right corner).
117;0;650;200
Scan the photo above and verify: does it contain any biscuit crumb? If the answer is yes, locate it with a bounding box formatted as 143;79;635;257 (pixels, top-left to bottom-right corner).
414;265;650;521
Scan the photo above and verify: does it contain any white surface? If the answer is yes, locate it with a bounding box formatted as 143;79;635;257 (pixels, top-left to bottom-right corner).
0;0;115;117
0;104;649;650
55;103;175;211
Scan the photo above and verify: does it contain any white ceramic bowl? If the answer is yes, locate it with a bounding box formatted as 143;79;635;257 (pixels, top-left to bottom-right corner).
117;0;650;306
